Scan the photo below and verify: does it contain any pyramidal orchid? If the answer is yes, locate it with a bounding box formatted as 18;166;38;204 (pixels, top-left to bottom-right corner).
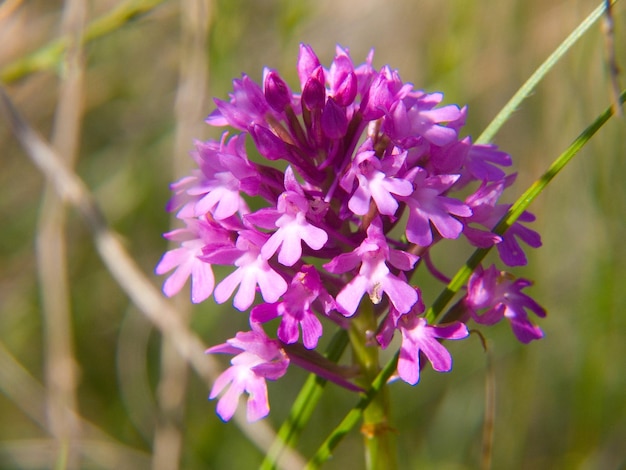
156;44;545;432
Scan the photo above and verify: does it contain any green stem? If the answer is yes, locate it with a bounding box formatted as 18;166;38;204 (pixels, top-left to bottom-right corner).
349;305;396;470
305;355;398;470
259;330;349;470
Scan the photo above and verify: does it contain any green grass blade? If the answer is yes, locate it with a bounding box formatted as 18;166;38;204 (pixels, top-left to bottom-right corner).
476;0;620;144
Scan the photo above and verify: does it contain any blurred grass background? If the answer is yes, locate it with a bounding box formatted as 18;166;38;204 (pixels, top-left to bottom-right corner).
0;0;624;468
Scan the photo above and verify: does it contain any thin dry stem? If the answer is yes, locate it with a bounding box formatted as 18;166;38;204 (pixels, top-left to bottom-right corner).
117;308;158;442
36;1;86;468
0;0;23;22
151;1;213;469
0;439;150;469
603;0;623;117
0;341;151;468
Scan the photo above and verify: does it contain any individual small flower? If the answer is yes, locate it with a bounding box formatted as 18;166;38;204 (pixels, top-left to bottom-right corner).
206;74;275;130
377;296;469;385
384;91;463;147
464;177;542;265
297;43;322;90
325;46;358;107
185;133;257;220
251;265;335;349
340;139;413;216
360;65;409;120
402;167;472;246
263;69;293;112
246;166;328;266
428;137;512;188
464;141;512;182
203;230;288;311
206;322;290;422
465;264;546;343
324;217;419;316
155;218;232;303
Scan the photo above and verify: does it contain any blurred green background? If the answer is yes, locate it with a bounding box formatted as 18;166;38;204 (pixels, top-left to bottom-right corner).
1;0;625;468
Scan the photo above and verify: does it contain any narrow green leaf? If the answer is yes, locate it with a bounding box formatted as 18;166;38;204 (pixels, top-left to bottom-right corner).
477;0;620;144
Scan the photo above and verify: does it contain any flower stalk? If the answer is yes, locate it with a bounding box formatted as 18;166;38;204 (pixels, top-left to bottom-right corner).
349;303;396;470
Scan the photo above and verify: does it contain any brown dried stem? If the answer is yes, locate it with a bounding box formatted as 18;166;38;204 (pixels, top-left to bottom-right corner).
151;1;212;469
36;1;86;467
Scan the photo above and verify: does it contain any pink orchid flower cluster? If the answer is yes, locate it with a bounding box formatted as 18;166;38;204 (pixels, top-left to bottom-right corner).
156;44;546;422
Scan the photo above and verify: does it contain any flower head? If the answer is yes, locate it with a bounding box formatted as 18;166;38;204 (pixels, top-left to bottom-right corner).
157;44;545;421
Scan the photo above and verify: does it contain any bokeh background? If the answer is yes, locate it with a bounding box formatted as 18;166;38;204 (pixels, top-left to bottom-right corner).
1;0;625;468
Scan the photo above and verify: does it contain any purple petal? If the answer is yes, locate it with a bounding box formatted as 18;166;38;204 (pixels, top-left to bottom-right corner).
418;336;453;373
321;98;348;139
245;378;270;422
508;315;544;344
348;181;372;215
234;269;261;311
431;322;470;340
336;275;369;316
214;375;244;421
381;275;418;314
370;181;400;216
300;313;323;349
406;207;433;246
264;69;292;112
387;249;419;271
214;269;244;305
297;44;321;89
302;68;326;109
398;342;420;385
159;258;193;298
190;260;215;303
277;313;300;345
472;304;506;325
257;267;288;303
250;303;280;323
